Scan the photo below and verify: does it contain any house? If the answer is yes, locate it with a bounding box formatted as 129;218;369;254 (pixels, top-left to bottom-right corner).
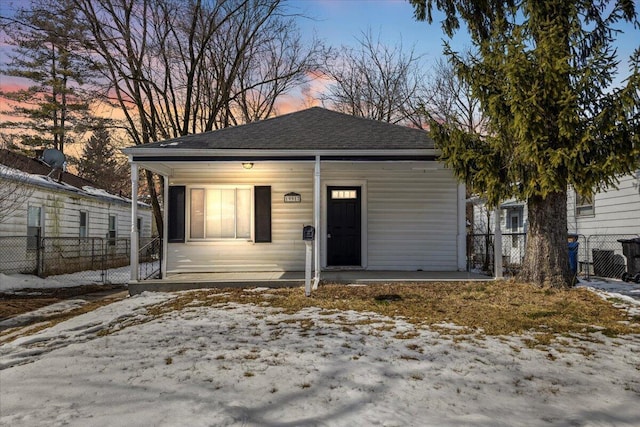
567;173;640;236
470;198;527;269
0;149;153;275
123;107;467;285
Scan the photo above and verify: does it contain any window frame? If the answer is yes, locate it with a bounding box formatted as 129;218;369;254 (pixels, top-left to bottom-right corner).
27;205;43;251
108;214;117;246
575;190;594;217
186;185;254;242
79;211;88;238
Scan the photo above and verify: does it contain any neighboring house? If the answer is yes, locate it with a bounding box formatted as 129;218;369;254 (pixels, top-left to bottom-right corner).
0;149;153;275
469;197;527;268
472;171;640;237
469;170;640;274
567;172;640;236
123;107;467;282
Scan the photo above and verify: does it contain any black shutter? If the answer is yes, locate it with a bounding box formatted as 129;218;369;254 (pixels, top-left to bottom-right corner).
167;185;185;243
254;186;271;243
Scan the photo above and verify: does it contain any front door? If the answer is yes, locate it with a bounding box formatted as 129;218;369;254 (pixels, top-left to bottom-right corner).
327;186;361;266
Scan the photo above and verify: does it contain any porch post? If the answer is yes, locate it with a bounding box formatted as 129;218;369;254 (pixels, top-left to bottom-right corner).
162;175;169;279
130;163;139;281
494;206;503;279
457;182;466;271
313;155;321;289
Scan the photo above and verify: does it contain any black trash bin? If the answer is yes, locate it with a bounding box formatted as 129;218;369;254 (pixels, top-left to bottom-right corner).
617;237;640;282
592;249;614;277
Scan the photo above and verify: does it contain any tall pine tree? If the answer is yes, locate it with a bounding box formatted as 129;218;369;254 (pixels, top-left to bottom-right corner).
0;0;95;154
77;126;127;194
410;0;640;287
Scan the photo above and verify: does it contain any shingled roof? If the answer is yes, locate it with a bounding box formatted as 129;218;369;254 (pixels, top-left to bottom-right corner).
131;107;434;151
0;148;96;189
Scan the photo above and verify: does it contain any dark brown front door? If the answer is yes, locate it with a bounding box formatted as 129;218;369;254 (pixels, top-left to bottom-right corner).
327;186;361;266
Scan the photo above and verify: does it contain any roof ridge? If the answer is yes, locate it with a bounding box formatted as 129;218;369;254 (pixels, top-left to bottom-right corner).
0;148;100;190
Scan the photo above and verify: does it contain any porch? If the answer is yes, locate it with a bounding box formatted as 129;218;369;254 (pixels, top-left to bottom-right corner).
128;270;491;295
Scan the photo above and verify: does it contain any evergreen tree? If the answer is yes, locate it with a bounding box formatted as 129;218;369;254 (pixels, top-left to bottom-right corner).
77;126;126;194
410;0;640;287
0;0;95;154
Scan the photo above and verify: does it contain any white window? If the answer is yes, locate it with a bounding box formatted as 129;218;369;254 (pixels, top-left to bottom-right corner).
331;189;357;199
79;211;88;238
189;187;251;240
576;190;594;217
108;214;117;245
27;205;42;250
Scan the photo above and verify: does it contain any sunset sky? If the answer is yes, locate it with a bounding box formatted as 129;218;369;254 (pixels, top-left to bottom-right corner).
1;0;639;118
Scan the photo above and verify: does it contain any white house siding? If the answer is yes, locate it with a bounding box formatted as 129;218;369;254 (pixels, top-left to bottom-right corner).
567;172;640;236
0;184;152;239
167;163;314;273
322;162;459;271
166;161;459;273
0;179;152;274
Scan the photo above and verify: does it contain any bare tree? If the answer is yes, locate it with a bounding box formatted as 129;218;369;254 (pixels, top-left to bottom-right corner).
321;30;429;128
227;9;326;124
72;0;323;235
0;137;35;224
423;57;487;134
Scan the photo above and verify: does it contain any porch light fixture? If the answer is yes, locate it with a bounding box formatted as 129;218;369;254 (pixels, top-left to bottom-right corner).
242;162;254;170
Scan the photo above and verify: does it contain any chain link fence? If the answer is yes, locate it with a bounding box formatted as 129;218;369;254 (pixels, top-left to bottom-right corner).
468;232;639;280
468;233;526;276
0;236;162;284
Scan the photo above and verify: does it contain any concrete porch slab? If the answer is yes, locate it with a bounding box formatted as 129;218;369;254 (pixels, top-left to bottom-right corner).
128;270;491;295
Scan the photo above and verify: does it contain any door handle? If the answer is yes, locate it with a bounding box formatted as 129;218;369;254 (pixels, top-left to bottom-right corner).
327;233;332;239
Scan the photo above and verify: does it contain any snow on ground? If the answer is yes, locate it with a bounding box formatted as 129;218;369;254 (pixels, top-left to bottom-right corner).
0;299;89;331
0;262;159;292
1;282;640;426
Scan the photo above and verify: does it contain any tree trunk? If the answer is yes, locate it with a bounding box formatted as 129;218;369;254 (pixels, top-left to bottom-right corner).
144;170;163;240
518;191;572;288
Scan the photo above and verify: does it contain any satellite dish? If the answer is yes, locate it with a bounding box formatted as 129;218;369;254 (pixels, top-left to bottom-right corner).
41;149;66;169
38;148;66;181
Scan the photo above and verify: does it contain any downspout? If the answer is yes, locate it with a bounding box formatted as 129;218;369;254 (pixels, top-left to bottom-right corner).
457;182;466;271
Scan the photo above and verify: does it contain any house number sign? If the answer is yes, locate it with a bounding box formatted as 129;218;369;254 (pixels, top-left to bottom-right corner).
284;192;301;203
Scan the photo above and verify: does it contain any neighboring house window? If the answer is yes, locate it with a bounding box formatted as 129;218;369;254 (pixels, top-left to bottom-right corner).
137;217;142;234
79;211;88;238
108;215;117;245
508;210;521;246
189;187;251;239
27;206;42;251
508;212;519;231
576;190;594;217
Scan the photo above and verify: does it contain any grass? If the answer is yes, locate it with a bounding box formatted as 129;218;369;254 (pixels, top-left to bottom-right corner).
1;298;124;343
5;281;637;347
147;280;640;337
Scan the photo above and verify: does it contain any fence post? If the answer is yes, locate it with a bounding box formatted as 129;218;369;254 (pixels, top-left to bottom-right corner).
101;238;107;284
494;207;503;279
36;232;43;277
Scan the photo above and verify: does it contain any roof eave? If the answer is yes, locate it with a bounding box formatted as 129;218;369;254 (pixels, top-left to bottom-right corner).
123;148;440;158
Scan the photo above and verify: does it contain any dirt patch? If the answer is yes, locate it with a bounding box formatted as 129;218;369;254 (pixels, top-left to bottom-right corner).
0;284;127;321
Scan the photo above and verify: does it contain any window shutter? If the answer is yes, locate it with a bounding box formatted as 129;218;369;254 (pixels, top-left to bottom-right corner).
168;185;185;243
254;186;271;243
